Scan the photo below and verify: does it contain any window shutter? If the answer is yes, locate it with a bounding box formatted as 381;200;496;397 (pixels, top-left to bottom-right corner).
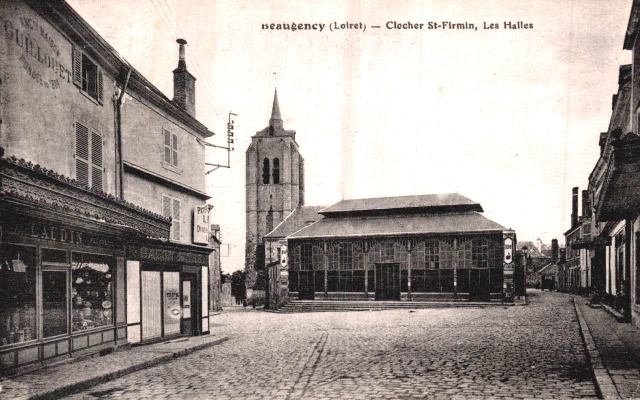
72;46;82;87
91;131;103;191
162;195;171;219
164;130;171;164
75;122;90;186
171;133;178;166
172;198;181;240
97;68;103;104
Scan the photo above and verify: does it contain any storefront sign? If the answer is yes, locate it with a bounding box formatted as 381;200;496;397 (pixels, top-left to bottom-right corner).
129;247;209;265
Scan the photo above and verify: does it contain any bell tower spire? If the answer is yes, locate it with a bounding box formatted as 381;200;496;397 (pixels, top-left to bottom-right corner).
269;88;283;130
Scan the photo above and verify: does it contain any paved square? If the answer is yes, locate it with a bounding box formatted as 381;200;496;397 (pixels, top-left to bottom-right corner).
68;291;596;399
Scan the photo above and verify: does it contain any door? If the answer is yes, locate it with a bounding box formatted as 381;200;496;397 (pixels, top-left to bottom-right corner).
141;271;162;340
375;263;400;301
181;274;198;335
298;271;314;300
469;269;491;301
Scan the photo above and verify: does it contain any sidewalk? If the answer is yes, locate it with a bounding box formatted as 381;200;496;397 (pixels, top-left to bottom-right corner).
574;297;640;399
0;315;230;400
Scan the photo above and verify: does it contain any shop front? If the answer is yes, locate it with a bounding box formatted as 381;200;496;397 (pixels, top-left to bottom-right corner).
0;156;170;374
125;241;210;345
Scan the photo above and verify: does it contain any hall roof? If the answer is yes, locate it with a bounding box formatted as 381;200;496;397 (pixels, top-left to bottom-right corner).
288;211;506;240
265;206;326;239
318;193;483;217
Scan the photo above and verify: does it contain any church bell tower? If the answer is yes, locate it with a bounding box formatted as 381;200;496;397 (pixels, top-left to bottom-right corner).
245;90;305;281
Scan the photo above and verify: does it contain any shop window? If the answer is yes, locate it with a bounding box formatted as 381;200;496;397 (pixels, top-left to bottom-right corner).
272;158;280;184
73;47;103;104
367;270;375;293
288;271;299;292
164;129;178;167
0;246;37;346
262;158;270;184
43;270;68;338
71;253;114;332
75;122;103;190
162;195;181;241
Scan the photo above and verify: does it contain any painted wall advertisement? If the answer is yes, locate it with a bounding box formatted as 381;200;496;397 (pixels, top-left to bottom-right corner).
193;205;211;245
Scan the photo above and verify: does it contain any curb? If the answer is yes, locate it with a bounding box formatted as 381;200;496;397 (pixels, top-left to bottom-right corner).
29;336;229;400
573;298;622;400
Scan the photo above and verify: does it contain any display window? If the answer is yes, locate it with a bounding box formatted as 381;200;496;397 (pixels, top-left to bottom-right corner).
71;253;114;332
0;245;37;346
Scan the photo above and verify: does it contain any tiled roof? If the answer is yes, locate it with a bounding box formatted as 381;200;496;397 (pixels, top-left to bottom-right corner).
264;206;325;239
319;193;482;216
288;211;506;239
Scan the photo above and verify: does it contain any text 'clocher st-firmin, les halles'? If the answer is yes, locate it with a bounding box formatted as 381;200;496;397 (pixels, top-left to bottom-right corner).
261;21;533;32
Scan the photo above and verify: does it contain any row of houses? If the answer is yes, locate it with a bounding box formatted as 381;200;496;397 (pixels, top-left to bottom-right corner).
556;0;640;325
0;0;223;373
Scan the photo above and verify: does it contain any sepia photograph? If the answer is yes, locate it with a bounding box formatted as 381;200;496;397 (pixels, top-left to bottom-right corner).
0;0;639;398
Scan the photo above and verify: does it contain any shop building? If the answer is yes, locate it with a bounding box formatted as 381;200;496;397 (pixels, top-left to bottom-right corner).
0;0;215;373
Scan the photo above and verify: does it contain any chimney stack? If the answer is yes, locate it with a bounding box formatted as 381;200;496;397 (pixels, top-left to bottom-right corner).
173;39;196;117
582;190;591;218
571;187;579;229
551;239;559;262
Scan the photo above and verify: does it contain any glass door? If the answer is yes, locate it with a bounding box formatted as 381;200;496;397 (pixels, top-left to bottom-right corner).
42;270;68;338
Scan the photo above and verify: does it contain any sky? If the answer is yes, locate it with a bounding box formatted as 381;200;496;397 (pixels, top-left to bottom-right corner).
67;0;632;273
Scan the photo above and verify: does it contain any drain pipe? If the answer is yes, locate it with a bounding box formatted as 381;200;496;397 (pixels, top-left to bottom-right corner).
115;68;132;199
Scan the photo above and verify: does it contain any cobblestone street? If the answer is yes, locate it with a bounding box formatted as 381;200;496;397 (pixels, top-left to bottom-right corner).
68;291;596;399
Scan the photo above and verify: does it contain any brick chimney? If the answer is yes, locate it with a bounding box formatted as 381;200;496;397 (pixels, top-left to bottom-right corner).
582;190;591;218
551;239;559;262
571;187;579;229
173;39;196;117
